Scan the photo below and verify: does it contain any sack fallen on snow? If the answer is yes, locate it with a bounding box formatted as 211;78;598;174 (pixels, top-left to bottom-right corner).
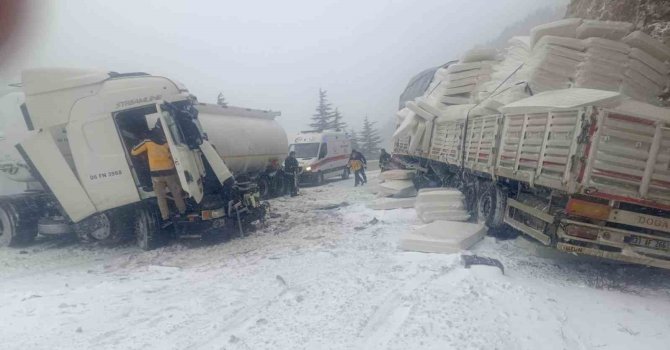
379;180;417;198
380;169;415;181
398;221;486;254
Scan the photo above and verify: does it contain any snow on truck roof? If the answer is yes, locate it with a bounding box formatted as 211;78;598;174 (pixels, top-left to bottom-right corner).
500;88;622;114
20;68;177;95
21;68;111;95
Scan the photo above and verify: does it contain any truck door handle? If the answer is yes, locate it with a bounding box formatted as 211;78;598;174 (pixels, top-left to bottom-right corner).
184;171;193;183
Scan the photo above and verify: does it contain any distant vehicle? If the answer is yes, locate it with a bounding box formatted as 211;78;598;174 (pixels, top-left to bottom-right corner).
289;130;351;185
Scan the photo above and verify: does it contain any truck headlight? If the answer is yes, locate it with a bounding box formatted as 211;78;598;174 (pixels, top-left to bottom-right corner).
305;166;312;172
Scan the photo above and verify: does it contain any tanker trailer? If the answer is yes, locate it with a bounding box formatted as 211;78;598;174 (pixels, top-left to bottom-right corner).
196;103;288;199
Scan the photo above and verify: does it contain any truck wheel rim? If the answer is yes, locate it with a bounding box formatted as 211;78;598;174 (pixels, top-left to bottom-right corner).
90;214;111;241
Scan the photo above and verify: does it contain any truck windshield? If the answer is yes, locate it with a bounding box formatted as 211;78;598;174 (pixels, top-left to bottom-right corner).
289;143;320;158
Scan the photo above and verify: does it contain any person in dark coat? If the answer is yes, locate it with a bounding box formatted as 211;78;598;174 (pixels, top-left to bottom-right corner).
379;149;391;171
284;151;299;196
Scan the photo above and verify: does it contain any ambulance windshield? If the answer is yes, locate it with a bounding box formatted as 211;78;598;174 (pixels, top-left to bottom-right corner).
289;143;320;159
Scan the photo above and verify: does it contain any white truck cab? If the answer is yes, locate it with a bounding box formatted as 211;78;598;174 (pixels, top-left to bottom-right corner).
0;68;265;250
289;130;351;185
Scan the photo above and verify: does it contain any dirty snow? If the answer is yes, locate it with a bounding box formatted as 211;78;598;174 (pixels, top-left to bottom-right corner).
1;170;670;350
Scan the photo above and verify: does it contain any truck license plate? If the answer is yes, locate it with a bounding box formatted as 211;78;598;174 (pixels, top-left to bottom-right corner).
627;236;669;251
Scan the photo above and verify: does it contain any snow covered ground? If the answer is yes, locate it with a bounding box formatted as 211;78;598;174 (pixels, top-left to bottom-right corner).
2;170;670;350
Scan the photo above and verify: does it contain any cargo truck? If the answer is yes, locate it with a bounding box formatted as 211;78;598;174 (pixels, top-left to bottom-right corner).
394;88;670;269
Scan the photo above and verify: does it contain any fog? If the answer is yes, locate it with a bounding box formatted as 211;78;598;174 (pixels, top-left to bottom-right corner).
3;0;564;136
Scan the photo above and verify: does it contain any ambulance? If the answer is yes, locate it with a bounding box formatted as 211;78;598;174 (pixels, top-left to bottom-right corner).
289;130;352;185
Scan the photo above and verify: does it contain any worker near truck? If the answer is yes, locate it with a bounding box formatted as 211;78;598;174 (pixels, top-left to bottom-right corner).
284;151;299;197
349;150;368;186
379;149;391;172
131;128;187;223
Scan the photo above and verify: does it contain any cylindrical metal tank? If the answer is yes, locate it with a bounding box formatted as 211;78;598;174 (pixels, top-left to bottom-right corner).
196;103;288;176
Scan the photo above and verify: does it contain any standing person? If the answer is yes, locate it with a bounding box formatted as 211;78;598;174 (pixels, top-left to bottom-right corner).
131;128;186;226
284;151;299;197
353;150;367;184
349;150;366;187
379;149;391;172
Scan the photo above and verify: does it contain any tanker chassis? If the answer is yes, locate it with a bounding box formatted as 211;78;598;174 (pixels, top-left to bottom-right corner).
0;68;266;250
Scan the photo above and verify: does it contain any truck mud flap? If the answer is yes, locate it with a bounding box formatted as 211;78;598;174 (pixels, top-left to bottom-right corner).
17;132;96;222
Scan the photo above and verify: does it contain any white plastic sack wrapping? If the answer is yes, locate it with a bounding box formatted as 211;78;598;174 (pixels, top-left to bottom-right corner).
534;36;586;52
583;37;631;54
629;48;670;75
380;169;415;180
530;18;583;48
460;47;500;63
623;31;670;63
576;20;633;40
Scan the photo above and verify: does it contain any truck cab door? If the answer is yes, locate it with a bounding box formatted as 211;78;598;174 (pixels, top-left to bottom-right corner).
153;106;205;203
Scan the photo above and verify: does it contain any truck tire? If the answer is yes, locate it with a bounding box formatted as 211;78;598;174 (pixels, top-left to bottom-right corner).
342;168;350;180
83;208;133;245
257;177;270;200
0;198;39;247
135;203;163;251
477;184;507;230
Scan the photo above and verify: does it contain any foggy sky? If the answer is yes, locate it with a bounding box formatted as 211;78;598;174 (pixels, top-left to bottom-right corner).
3;0;564;136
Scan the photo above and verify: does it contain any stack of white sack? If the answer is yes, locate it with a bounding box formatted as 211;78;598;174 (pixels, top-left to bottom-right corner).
414;188;470;223
620;31;670;104
377;169;417;198
522;19;670;104
424;48;501;106
475;36;532;110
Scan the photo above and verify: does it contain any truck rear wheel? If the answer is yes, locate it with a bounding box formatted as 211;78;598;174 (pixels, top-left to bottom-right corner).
477;184;507;230
0;199;38;247
135;203;163;251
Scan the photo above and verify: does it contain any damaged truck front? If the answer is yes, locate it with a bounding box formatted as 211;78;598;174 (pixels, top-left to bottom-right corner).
0;68;266;250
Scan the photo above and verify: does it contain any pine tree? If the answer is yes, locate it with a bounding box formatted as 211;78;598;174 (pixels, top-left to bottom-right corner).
309;89;334;130
217;92;228;107
349;128;361;151
360;116;381;158
330;107;347;131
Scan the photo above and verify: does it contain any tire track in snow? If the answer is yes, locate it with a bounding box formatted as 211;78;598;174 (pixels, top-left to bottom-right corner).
356;263;460;350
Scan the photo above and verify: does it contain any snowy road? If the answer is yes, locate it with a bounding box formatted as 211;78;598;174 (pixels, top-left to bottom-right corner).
2;171;670;350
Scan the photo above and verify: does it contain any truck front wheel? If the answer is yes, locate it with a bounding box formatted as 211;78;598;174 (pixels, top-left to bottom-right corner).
135;203;163;251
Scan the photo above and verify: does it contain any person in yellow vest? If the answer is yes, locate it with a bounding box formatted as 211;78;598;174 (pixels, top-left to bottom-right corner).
349;150;365;187
131;129;187;223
